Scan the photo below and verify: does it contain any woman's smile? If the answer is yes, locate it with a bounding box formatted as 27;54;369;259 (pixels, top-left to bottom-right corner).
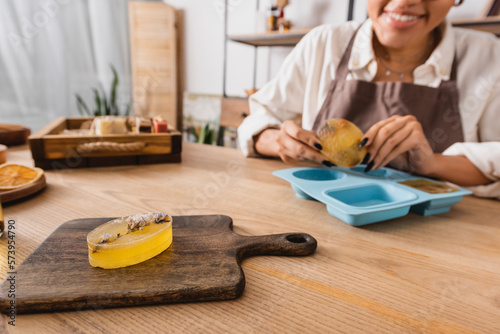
382;10;426;29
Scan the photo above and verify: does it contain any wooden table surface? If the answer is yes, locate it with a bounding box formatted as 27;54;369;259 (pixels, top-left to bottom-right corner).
1;142;499;333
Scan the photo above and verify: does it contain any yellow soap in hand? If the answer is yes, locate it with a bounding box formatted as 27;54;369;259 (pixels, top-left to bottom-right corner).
87;212;173;269
317;119;367;168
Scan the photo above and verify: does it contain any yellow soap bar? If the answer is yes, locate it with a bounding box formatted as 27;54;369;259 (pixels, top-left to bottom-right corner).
87;212;173;269
317;118;367;168
93;116;128;135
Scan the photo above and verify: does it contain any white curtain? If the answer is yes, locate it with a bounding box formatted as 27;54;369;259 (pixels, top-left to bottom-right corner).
0;0;132;132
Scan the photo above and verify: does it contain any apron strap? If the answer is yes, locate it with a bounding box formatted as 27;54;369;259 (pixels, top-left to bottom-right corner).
449;56;458;82
335;25;363;81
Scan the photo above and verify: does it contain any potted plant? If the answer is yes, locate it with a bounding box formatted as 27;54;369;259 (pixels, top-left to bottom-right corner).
75;65;131;117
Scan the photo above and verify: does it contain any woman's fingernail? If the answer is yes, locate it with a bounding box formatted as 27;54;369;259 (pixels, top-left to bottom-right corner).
361;153;371;165
322;160;333;167
359;137;368;148
314;143;323;150
364;161;374;173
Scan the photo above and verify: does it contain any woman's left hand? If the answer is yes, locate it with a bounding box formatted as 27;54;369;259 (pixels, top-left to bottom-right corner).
362;115;438;175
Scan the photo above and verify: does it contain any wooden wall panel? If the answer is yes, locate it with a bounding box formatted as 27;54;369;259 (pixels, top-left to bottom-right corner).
129;2;183;131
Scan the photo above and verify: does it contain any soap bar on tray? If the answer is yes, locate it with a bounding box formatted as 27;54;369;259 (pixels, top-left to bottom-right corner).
93;117;128;135
153;119;169;133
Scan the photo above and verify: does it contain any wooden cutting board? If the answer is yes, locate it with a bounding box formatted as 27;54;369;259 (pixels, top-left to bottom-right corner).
0;215;316;314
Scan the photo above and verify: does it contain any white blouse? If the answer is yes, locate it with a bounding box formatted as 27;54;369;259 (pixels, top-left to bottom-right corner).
237;19;500;199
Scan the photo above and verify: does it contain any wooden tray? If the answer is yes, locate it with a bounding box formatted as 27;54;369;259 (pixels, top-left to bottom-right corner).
28;117;182;169
0;175;46;203
0;215;317;314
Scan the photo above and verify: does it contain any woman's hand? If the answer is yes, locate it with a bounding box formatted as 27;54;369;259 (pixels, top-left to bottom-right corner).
363;115;492;186
362;115;438;175
254;120;328;165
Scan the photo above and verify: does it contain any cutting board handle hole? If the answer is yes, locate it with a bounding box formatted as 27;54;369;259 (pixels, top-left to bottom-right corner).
286;234;308;244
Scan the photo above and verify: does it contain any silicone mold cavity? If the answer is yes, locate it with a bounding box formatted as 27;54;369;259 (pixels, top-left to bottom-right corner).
292;169;345;181
326;184;416;208
350;166;390;177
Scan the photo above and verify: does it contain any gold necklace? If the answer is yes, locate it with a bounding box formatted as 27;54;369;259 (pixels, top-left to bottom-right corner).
377;56;419;81
374;33;436;81
373;33;435;81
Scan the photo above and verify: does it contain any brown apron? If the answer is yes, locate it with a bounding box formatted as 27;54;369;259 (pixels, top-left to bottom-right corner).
312;27;464;153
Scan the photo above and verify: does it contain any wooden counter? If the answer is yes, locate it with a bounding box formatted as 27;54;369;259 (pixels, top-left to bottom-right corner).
1;143;499;333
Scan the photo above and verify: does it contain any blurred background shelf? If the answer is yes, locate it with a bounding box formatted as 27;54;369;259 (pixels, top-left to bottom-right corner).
227;17;500;49
228;29;311;47
452;16;500;36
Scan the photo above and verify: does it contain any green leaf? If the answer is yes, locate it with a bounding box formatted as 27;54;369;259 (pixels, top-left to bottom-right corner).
110;65;119;115
189;125;199;142
198;124;206;144
124;103;131;116
93;89;102;116
103;92;110;116
96;84;110;116
216;125;224;146
203;123;213;144
75;94;91;116
205;129;215;145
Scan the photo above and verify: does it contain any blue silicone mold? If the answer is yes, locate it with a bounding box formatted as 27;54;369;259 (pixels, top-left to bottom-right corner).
273;166;472;226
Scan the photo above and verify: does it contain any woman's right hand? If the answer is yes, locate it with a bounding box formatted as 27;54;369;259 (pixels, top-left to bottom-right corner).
254;120;329;165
